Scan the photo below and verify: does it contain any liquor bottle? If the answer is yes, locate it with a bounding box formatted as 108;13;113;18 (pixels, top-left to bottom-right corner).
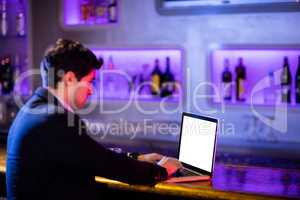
80;0;91;23
0;0;8;36
107;55;114;70
280;56;291;103
16;0;25;36
264;70;276;105
105;56;115;97
138;64;150;95
95;0;107;23
107;0;117;23
137;71;144;95
295;56;300;104
129;73;137;95
151;59;163;96
221;58;232;101
89;0;95;22
173;78;181;96
13;54;21;94
161;57;175;98
1;56;14;94
0;56;4;85
235;57;246;101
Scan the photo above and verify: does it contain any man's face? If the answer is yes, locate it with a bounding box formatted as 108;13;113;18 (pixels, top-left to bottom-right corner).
70;70;96;109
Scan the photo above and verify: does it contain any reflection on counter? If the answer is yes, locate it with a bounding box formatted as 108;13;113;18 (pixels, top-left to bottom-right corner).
213;164;300;199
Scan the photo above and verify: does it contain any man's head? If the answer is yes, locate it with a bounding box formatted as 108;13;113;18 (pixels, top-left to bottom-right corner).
40;39;103;110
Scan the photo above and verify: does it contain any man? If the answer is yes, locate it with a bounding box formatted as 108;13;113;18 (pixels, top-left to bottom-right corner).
6;39;182;200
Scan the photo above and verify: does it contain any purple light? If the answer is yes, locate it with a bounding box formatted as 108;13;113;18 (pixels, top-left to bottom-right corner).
211;48;300;105
213;164;300;198
92;48;182;75
64;0;81;25
63;0;119;26
90;48;183;101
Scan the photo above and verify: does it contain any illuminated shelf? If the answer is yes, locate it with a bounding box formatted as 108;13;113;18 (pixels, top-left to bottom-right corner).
209;45;300;107
61;0;119;29
0;0;30;98
89;48;184;102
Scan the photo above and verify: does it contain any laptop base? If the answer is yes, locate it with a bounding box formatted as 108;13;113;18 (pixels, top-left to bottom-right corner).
164;175;210;183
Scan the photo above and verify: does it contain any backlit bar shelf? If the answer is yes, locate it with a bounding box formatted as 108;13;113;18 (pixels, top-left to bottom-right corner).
0;0;30;98
210;45;300;107
0;0;30;128
62;0;119;28
90;48;183;102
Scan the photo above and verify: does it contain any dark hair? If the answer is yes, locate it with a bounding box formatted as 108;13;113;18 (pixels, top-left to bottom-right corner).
40;38;103;88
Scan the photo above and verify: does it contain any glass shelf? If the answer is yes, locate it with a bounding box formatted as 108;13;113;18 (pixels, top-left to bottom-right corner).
0;35;26;40
0;0;30;99
89;48;184;102
209;45;300;107
62;0;119;28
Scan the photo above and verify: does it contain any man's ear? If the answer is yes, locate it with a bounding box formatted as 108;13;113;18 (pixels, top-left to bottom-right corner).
63;71;77;86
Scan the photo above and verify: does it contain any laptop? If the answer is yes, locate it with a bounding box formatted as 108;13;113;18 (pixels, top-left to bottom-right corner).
165;112;218;183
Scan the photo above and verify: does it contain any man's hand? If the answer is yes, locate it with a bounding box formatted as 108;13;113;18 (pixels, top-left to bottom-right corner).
137;153;164;164
157;157;183;177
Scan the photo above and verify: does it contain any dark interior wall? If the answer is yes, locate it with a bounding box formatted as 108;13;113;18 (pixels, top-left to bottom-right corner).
30;0;113;89
30;0;62;87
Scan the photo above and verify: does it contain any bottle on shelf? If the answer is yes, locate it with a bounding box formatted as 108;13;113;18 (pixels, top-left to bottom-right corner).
138;64;151;96
80;0;92;24
95;0;108;23
296;56;300;104
0;100;4;122
280;56;292;104
107;0;117;23
16;0;25;36
89;0;96;22
264;70;276;105
107;55;114;70
161;57;175;98
23;56;32;97
0;56;4;89
151;59;163;96
0;0;8;37
173;76;181;97
221;58;232;101
128;73;137;95
13;54;21;95
1;56;14;95
235;57;246;102
137;69;145;95
105;55;116;97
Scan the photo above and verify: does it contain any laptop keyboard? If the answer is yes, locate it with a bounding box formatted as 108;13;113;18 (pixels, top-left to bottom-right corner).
174;168;203;177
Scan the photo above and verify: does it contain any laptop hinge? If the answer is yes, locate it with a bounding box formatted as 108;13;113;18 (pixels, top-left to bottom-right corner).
183;167;205;175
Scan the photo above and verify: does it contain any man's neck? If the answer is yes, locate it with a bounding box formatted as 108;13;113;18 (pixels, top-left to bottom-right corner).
46;87;75;113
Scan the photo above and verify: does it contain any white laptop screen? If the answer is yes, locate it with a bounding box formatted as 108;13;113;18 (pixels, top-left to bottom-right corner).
178;115;217;173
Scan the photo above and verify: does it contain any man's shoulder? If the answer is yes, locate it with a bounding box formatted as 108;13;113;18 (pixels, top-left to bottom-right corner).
21;89;72;117
11;95;75;133
19;103;75;126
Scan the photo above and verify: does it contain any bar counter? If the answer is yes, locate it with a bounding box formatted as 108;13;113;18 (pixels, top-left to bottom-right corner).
1;147;299;199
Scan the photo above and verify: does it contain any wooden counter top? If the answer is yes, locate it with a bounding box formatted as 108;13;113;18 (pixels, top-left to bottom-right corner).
0;148;297;199
0;148;5;174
